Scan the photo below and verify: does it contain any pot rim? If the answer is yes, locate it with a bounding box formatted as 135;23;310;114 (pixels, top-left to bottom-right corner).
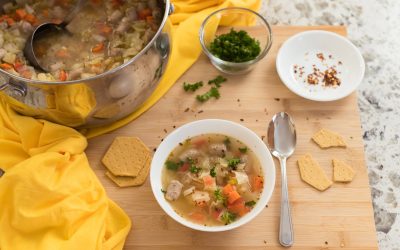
0;0;171;85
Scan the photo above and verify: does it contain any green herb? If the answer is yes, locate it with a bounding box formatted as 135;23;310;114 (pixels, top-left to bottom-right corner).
214;189;226;202
210;166;216;177
196;87;220;102
228;158;241;170
190;165;201;174
161;189;167;194
209;29;261;63
221;211;236;225
239;147;248;153
208;75;227;88
165;160;180;171
245;200;256;207
223;137;231;145
183;81;203;92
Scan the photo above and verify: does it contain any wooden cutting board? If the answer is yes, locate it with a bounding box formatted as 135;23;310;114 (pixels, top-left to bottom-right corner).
86;26;378;250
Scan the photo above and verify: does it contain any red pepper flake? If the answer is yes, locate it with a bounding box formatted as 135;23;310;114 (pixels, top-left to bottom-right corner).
316;53;325;61
240;118;244;122
184;107;190;112
198;110;203;114
163;129;167;133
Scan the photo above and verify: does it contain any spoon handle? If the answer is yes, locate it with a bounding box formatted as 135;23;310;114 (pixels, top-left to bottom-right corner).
279;157;294;247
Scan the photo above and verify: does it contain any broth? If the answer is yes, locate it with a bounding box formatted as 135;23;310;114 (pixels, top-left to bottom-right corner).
162;134;264;226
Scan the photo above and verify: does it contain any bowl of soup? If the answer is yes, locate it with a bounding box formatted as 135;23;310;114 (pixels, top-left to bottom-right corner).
150;119;276;232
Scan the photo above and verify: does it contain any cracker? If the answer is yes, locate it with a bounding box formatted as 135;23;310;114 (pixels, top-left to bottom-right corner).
102;137;150;177
106;157;151;187
332;159;355;182
312;129;347;148
297;154;332;191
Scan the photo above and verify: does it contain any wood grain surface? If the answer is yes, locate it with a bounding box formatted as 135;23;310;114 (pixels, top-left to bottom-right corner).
86;26;378;250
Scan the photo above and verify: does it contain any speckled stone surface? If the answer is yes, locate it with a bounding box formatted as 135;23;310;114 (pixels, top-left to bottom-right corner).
260;1;400;249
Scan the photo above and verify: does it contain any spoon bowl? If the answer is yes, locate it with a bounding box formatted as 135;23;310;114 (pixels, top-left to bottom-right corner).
23;0;84;71
267;112;296;247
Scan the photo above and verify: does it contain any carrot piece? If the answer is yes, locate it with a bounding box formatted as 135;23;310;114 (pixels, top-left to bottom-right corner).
252;175;264;191
5;17;14;26
20;70;32;79
91;42;104;53
42;9;49;18
56;49;69;58
138;8;152;20
99;24;112;35
203;175;215;187
222;184;234;196
146;15;154;23
59;70;68;81
24;14;37;24
13;61;24;72
0;63;13;70
178;162;189;172
228;199;249;216
15;9;27;20
189;211;206;222
227;190;241;205
192;138;207;148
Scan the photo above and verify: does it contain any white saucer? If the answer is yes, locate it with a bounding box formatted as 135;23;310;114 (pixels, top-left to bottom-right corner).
276;30;365;102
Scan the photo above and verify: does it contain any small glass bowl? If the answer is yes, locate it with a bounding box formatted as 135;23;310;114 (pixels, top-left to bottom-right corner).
199;7;273;75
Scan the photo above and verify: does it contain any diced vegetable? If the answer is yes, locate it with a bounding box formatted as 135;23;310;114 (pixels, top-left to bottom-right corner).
196;87;220;102
208;75;227;88
210;166;216;177
91;42;104;53
239;147;248;153
227;190;241;204
59;69;67;81
227;199;249;216
228;158;241;170
252;175;264;191
0;63;12;70
220;211;236;225
165;161;180;171
245;200;256;207
183;81;203;92
222;184;235;196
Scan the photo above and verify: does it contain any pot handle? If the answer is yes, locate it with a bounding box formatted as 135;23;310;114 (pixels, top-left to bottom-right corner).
0;74;27;97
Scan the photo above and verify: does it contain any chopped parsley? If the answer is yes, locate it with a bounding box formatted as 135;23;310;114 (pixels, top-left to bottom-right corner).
196;87;220;102
227;158;241;170
209;29;261;63
189;165;201;174
223;137;231;145
210;166;216;177
214;189;225;202
245;200;256;207
165;161;180;171
239;147;248;153
183;81;203;92
208;75;227;88
221;211;236;225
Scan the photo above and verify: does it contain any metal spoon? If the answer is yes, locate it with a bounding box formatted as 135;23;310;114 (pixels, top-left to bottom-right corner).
23;0;84;71
267;112;296;247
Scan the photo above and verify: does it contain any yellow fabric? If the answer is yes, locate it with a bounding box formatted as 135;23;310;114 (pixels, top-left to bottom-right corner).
84;0;261;138
0;1;260;249
0;98;131;250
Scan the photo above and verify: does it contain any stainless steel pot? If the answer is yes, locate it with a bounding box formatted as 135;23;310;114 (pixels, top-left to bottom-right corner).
0;0;172;128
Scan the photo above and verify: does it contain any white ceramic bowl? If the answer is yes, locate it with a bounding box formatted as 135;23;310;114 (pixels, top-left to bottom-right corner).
276;30;365;101
150;119;276;232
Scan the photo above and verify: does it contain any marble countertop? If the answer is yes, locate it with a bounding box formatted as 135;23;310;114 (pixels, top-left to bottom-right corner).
260;1;400;249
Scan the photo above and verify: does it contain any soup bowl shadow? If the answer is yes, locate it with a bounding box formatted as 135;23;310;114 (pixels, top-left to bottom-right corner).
150;119;276;232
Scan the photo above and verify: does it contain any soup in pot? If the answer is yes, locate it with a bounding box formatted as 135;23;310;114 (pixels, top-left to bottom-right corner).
162;134;264;226
0;0;162;81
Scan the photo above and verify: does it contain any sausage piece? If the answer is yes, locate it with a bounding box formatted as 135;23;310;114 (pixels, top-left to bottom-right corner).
165;180;183;201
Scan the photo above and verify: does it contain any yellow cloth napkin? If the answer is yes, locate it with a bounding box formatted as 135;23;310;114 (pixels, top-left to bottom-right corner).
84;0;261;138
0;1;260;249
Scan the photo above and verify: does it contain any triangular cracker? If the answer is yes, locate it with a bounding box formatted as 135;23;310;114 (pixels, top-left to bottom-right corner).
297;154;332;191
312;129;347;148
102;137;150;177
332;159;355;182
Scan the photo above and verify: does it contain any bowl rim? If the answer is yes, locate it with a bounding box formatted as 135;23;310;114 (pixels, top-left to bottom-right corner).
276;30;366;102
150;119;276;232
199;7;273;67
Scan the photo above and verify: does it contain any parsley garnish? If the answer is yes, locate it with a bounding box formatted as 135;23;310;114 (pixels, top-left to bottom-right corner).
165;161;180;171
208;75;227;88
245;200;256;207
223;137;231;145
209;29;261;63
189;165;201;173
210;166;216;177
214;189;226;202
183;81;203;92
227;158;241;170
196;87;220;102
221;211;236;225
239;147;248;153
